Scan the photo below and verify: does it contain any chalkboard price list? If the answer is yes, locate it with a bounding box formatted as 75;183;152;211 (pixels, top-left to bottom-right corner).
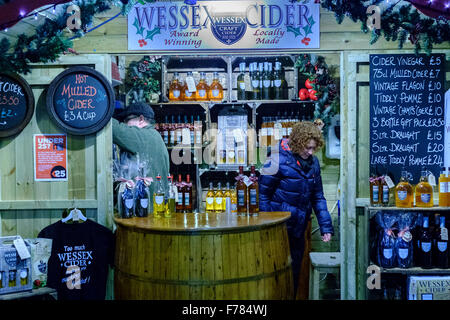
369;54;445;183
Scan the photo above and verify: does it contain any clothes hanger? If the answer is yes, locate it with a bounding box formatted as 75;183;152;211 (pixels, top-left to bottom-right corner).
61;207;87;223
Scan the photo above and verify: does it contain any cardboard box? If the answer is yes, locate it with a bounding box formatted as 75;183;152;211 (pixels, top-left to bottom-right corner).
407;275;450;300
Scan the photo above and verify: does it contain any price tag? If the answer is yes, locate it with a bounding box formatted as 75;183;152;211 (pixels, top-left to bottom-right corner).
244;74;251;92
243;176;253;187
13;237;31;260
441;227;448;241
428;173;436;187
186;76;197;92
233;129;244;143
384;175;395;189
182;128;191;145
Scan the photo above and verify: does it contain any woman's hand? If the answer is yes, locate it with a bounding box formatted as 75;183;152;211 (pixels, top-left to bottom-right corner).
321;233;332;242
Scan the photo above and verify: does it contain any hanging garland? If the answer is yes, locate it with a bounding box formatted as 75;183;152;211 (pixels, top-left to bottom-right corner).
0;0;127;75
125;55;162;104
295;53;339;132
319;0;449;55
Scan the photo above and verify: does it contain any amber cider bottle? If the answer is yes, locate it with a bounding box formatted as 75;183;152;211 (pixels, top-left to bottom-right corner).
395;168;413;208
415;167;433;208
176;174;184;213
196;72;209;101
369;173;380;206
205;182;215;213
169;72;182;101
248;165;259;216
183;174;193;213
214;182;224;213
209;72;223;101
439;167;449;206
236;166;248;215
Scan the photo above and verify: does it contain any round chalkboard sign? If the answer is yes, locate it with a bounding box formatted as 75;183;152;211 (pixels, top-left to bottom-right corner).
46;66;115;135
0;73;35;138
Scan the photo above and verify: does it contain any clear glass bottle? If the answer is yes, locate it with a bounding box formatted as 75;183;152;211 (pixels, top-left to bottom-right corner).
262;62;271;100
395;168;413;208
209;72;223;101
165;175;176;218
415;167;433;208
206;182;215;213
196;72;209;101
169;72;182;101
153;175;166;217
237;62;246;100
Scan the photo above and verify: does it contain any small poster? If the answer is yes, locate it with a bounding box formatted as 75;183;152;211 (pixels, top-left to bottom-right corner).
34;134;68;181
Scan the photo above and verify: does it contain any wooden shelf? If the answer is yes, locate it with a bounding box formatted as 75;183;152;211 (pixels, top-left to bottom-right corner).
379;266;450;274
367;206;450;211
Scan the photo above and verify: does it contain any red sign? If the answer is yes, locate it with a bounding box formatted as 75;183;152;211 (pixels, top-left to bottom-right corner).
34;134;68;181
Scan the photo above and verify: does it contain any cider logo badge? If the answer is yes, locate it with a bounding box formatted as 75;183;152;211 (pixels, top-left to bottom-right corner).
210;14;247;45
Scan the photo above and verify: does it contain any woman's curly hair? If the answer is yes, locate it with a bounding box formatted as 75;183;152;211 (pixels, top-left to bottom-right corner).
289;121;324;155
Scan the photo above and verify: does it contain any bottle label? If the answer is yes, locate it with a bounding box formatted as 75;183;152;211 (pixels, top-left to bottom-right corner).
196;132;202;144
238;190;245;206
251;80;259;88
164;132;169;143
184;193;190;206
173;90;180;98
215;197;222;205
441;227;448;241
438;241;447;252
382;186;389;202
206;197;214;205
421;242;431;253
125;199;134;209
420;193;431;203
178;193;183;205
263;80;271;88
397;190;407;201
383;248;393;259
250;189;257;205
198;89;206;97
155;195;164;205
372;185;379;202
274;80;282;88
212;89;220;97
447;181;450;193
398;248;409;259
239;82;245;90
267;128;273;135
140;199;148;209
440;182;448;193
185;90;193;97
261;128;267;136
186;76;196;92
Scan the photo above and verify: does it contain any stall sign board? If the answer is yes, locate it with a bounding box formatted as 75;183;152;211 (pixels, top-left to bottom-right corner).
46;66;115;136
0;73;35;138
369;53;446;183
128;0;320;51
34;134;68;181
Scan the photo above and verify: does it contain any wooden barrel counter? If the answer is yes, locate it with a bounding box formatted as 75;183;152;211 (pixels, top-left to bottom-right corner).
114;211;293;300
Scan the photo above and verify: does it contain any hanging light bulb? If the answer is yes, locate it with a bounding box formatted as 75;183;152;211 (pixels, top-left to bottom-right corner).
52;5;56;14
19;10;26;17
34;13;38;20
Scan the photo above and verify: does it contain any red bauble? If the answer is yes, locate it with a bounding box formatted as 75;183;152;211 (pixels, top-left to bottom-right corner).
305;79;314;89
308;89;318;101
299;88;309;101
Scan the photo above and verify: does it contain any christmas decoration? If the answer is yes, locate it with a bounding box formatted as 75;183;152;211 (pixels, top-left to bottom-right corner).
319;0;449;54
0;0;127;75
125;55;162;104
295;54;339;133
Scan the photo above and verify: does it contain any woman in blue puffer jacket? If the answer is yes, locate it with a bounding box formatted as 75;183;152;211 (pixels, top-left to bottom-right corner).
259;120;334;298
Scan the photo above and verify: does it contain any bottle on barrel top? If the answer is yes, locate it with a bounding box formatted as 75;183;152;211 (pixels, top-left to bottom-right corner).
169;72;182;101
196;72;209;101
419;215;433;269
434;215;449;268
176;174;184;213
370;173;380;206
415;167;433;207
183;174;193;213
237;62;246;100
248;165;259;216
236;166;248;215
206;182;215;213
153;175;165;217
165;175;176;218
209;72;223;101
395;168;413;208
214;182;224;213
438;167;448;206
224;182;231;212
230;186;238;213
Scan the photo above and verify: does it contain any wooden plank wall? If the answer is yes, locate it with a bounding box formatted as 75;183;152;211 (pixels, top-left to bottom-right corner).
0;55;114;239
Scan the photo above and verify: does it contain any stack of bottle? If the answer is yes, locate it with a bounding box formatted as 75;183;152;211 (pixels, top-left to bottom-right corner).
156;115;203;147
259;111;312;148
153;174;195;217
205;166;259;216
370;166;450;208
375;212;449;269
236;61;289;101
169;71;224;102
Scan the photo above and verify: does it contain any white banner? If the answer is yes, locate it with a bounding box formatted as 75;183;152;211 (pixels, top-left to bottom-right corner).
128;0;320;51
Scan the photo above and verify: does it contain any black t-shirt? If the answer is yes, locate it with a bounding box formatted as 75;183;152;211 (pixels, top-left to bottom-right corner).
38;219;115;300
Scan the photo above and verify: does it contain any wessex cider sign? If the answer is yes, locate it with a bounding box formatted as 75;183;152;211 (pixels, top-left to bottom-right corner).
128;0;320;51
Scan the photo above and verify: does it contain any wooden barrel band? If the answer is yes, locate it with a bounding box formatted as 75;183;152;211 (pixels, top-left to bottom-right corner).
115;264;292;286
